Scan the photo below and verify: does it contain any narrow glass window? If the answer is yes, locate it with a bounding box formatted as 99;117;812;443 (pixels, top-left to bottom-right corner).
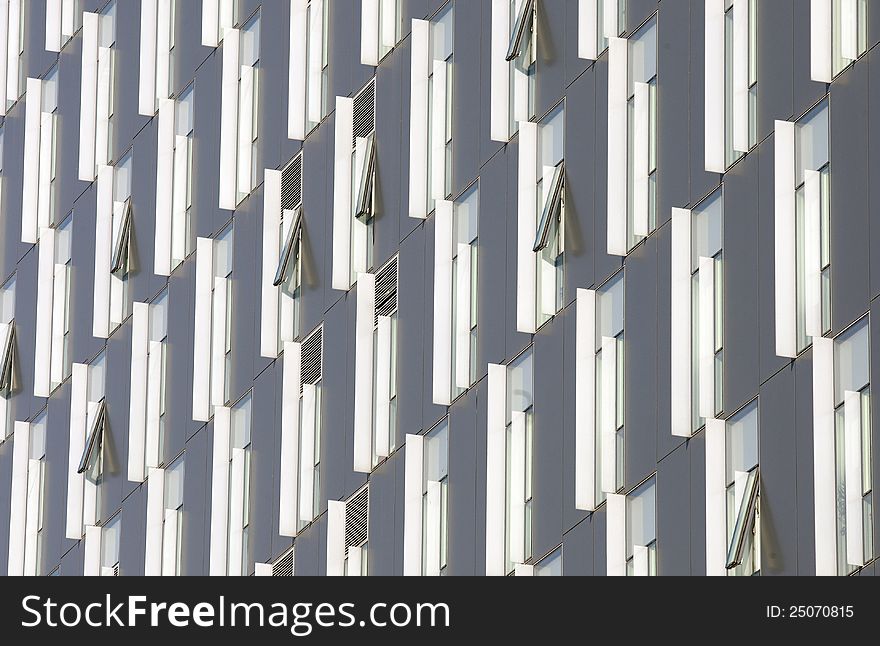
725;402;760;576
228;393;252;576
535;546;562;576
596;272;625;499
535;104;565;327
451;185;479;397
626;476;657;576
504;348;534;573
423;420;449;575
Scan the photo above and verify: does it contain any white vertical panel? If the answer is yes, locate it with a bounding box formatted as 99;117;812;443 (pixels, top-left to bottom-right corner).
7;422;29;576
5;0;19;104
409;19;430;218
607;37;628;256
347;546;363;576
299;383;318;522
94;47;113;169
485;364;507;576
219;28;240;210
139;0;158;115
606;493;626;576
46;0;63;52
261;170;282;358
66;364;88;540
509;410;526;566
600;336;618;494
632;81;650;236
430;60;448;201
704;0;725;173
375;315;392;459
699;257;716;419
844;390;865;567
603;0;619;38
171;135;189;264
432;201;453;405
156;0;173;103
78;14;98;181
671;208;693;437
22;78;42;243
840;0;858;62
219;0;235;34
209;406;231;576
61;0;76;37
34;229;56;397
326;500;346;576
361;0;380;66
279;341;302;537
512;62;529;125
516;121;538;334
37;112;55;231
210;276;228;406
154;99;175;276
732;0;750;152
83;525;102;576
128;303;150;483
162;509;180;576
227;447;245;576
515;564;534;576
380;0;396;48
575;289;597;510
145;341;164;469
23;459;42;576
0;0;10;115
811;0;832;82
192;238;214;422
455;243;473;390
353;273;376;473
288;0;307;140
307;0;324;123
202;0;220;47
774;121;797;358
632;545;649;577
332;97;354;290
145;467;166;576
49;264;67;388
812;337;836;575
425;480;442;577
804;169;822;340
403;433;425;576
579;0;598;60
490;0;511;142
705;418;727;576
254;562;272;576
93;165;114;339
237;64;255;197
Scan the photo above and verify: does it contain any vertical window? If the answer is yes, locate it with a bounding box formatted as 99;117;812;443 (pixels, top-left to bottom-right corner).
138;0;176;115
534;104;565;327
298;328;323;529
8;411;48;576
691;189;724;429
423;420;449;575
371;257;399;469
507;0;536;133
1;276;16;441
23;66;60;242
162;454;185;575
278;155;304;349
227;393;252;576
351;81;377;283
361;0;402;65
46;0;83;52
724;0;757;166
596;272;625;500
832;0;868;77
111;151;133;331
795;100;831;353
832;318;873;574
534;546;562;576
100;3;117;161
725;402;760;576
100;514;121;576
1;0;25;112
173;85;194;267
452;186;479;394
215;226;234;406
306;0;328;132
52;217;73;391
45;65;61;225
505;349;534;573
626;16;657;250
430;5;454;207
625;476;657;576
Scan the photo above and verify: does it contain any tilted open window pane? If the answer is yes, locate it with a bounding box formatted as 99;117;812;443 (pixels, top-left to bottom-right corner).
110;198;133;275
506;0;535;62
273;206;303;287
726;467;759;569
533;163;565;253
0;324;16;396
354;134;377;221
78;400;106;475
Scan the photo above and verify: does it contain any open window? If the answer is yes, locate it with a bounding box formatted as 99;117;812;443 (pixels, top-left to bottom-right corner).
0;321;15;398
354;134;377;221
727;467;759;570
533;162;564;253
110;198;132;275
273;206;303;287
506;0;535;62
77;400;106;475
490;0;537;141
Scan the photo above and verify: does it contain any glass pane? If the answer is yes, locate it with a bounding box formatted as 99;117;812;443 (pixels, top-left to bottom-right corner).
101;516;121;567
165;455;186;510
597;273;625;348
796;101;829;185
424;421;449;484
507;350;533;414
0;277;15;324
535;547;562;576
241;13;261;67
726;402;758;483
89;352;107;402
432;4;454;62
214;225;234;278
692;188;723;272
629;18;657;92
834;319;870;405
627;478;656;556
232;394;252;449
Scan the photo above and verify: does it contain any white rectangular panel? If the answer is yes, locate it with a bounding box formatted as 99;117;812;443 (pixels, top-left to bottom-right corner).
192;238;214;422
94;47;113;169
326;500;346;576
162;509;180;576
432;201;453;405
49;264;67;388
408;19;430;218
288;0;307;140
22;78;42;243
307;0;324;124
202;0;220;47
144;467;166;576
425;480;442;576
7;422;29;576
699;257;716;419
219;28;240;210
361;0;379;66
403;433;425;576
146;341;164;469
607;37;628;256
83;525;102;576
671;208;693;437
209;407;231;576
705;418;727;576
455;242;473;390
575;289;597;510
46;0;63;52
156;0;173;102
139;0;158;116
579;0;598;60
633;545;649;577
227;447;246;576
430;60;448;201
840;0;858;62
37;112;55;231
603;0;619;38
485;364;507;576
299;383;318;522
774;121;797;358
210;276;229;407
704;0;725;172
66;364;88;540
811;0;832;82
490;0;511;141
93;165;114;339
606;492;626;576
0;0;10;114
34;229;56;397
732;0;750;152
261;169;282;358
516;121;537;333
353;272;376;473
78;14;98;181
332;97;354;290
154;99;175;276
812;337;836;575
380;0;396;48
509;410;526;566
4;0;19;106
600;336;618;494
128;302;150;483
844;390;865;567
171;135;190;265
279;341;302;537
375;315;392;459
237;64;255;198
632;81;650;236
23;459;42;576
804;169;822;339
